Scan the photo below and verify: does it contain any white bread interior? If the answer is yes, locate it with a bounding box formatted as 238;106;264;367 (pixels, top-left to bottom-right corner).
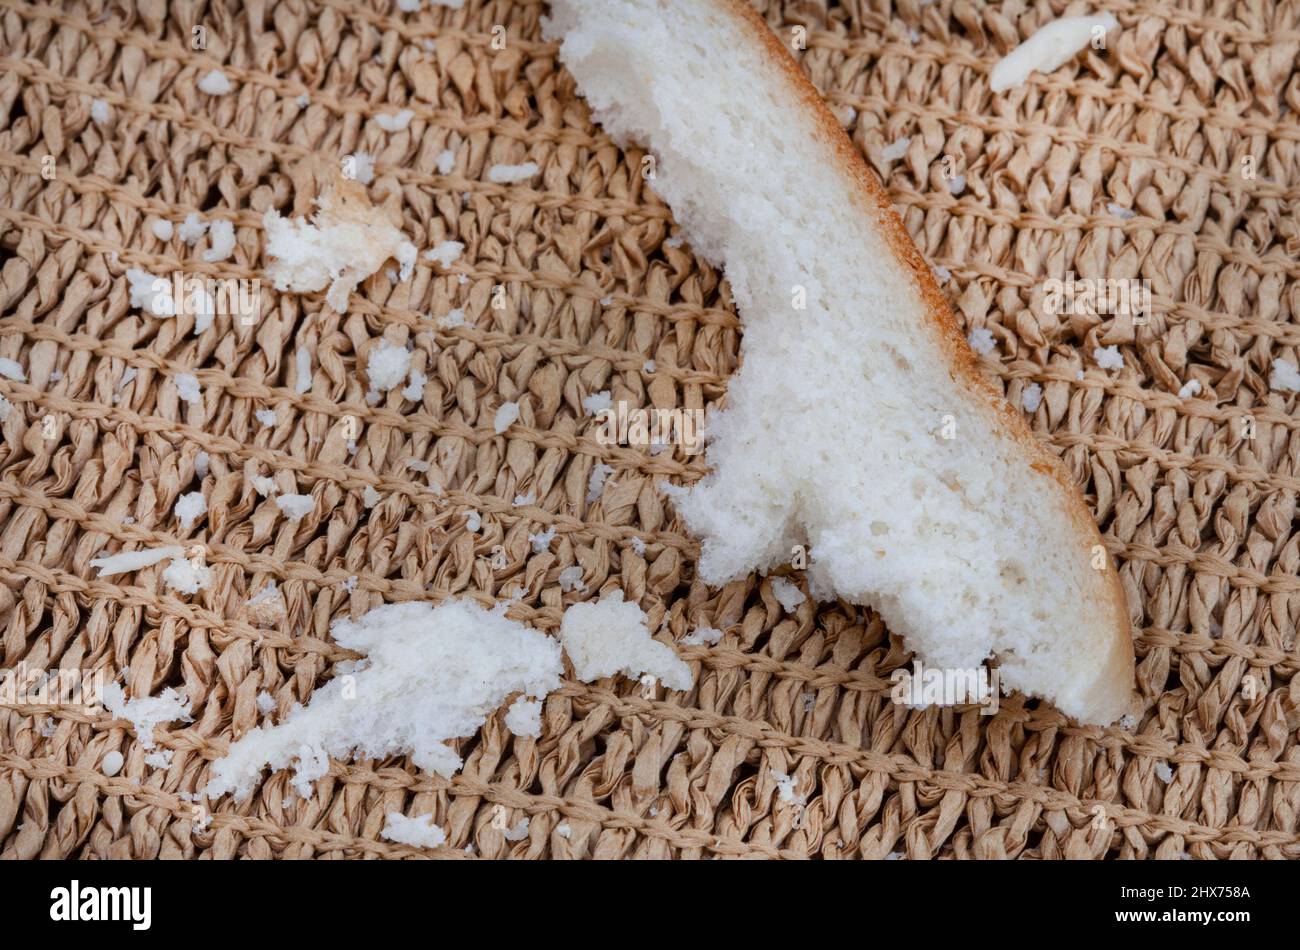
545;0;1135;723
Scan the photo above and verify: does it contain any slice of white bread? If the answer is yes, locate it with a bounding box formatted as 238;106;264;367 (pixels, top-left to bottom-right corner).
545;0;1135;723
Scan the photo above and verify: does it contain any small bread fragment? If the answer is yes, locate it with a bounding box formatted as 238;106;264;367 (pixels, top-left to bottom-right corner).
546;0;1134;723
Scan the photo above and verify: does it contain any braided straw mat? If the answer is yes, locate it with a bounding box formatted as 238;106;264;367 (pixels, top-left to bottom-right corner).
1;0;1300;862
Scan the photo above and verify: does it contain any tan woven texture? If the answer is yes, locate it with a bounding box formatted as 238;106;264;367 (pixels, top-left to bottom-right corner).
2;0;1300;860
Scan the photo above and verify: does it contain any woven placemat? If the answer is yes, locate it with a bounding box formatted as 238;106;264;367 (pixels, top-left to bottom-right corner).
1;0;1299;859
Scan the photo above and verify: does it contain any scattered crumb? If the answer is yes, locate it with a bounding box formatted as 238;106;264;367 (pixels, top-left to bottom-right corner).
254;408;276;427
295;346;312;395
295;93;309;108
101;751;124;776
0;358;26;382
382;811;447;848
1178;379;1202;398
770;576;806;613
1118;713;1138;731
557;565;585;592
559;591;693;691
251;475;276;497
487;161;540;184
1021;383;1043;412
1154;761;1173;783
174;372;202;405
401;367;426;402
948;175;966;195
1270;358;1300;393
664;236;683;249
198;69;233;96
363;485;382;508
203;598;564;799
424;241;464;268
513;492;536;507
343;574;358;593
345;152;375;185
151;219;174;241
375;109;414;132
494;401;520;434
102;683;192;750
529;526;556;554
1107;202;1136;220
681;626;723;647
505;696;543;738
582;391;612;416
256;691;277;715
275;494;315;523
587;463;615;503
967;327;996;356
202;219;236;262
90;98;110;123
437;308;466;329
367;340;413;398
989;14;1119;93
162;555;212;594
405;458;430;473
435;149;456;175
89;545;184;576
177;212;209;245
502;817;530;841
126;267;175;317
1094;345;1124;371
465;510;482;532
556;822;571;839
769;768;807;806
630;536;646;556
194;451;210;478
174;491;207;530
144;748;174;769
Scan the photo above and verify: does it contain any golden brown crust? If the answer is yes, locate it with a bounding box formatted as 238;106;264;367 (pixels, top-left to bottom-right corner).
722;0;1134;715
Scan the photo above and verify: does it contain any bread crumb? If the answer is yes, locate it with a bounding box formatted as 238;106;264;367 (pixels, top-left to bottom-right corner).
144;748;173;769
502;817;530;841
1270;358;1300;392
254;408;276;427
405;458;430;473
556;822;571;839
375;109;414;132
989;14;1119;93
126;267;175;317
487;161;540;184
1154;761;1173;783
465;510;482;532
202;598;564;799
103;683;192;750
587;463;614;503
363;485;382;508
345;152;375;185
558;565;585;592
89;545;184;576
90;98;110;123
0;358;26;382
1178;378;1202;399
681;626;722;646
560;591;693;690
1021;383;1043;412
771;576;806;613
967;327;996;356
256;690;277;715
174;372;202;405
151;219;174;241
174;491;207;529
198;69;232;95
177;212;209;245
529;526;556;553
262;180;416;313
1106;202;1136;220
367;340;413;397
251;475;276;497
194;451;210;478
401;367;426;402
295;346;313;395
436;149;456;174
381;811;447;848
101;751;124;776
630;537;645;556
769;768;807;806
494;401;520;433
424;240;464;267
1094;345;1124;371
436;308;466;329
505;697;543;738
582;391;612;416
162;556;212;594
202;219;237;262
276;494;315;523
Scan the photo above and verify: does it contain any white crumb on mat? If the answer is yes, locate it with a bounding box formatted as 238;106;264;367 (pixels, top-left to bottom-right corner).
174;372;202;405
150;219;173;241
681;626;723;647
246;581;281;609
375;109;414;132
528;526;556;553
769;768;807;806
881;137;910;161
177;212;209;244
586;463;614;503
559;591;693;691
1269;358;1300;393
144;748;173;769
556;822;571;839
630;536;646;556
275;494;315;523
504;696;543;738
1154;761;1173;783
1106;202;1136;220
198;69;233;95
770;576;806;613
89;545;184;576
557;565;585;592
494;401;520;433
295;93;309;108
513;491;535;507
436;307;466;329
1094;345;1124;370
1021;383;1043;412
502;817;530;841
464;510;482;532
366;340;412;397
295;346;312;394
989;13;1120;93
967;327;996;356
948;175;966;195
343;574;358;593
194;451;210;478
254;408;276;427
101;751;124;777
90;98;110;123
126;267;175;317
345;152;375;185
162;555;212;595
435;148;456;174
581;390;611;416
381;811;447;848
251;475;276;497
202;219;237;262
262;180;416;313
103;683;192;750
487;161;540;184
424;240;464;267
401;367;426;402
202;598;564;799
174;491;207;530
256;690;277;715
363;485;382;508
0;357;26;382
1178;379;1202;399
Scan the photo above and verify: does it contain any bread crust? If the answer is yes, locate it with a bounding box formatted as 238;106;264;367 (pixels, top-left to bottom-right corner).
721;0;1135;719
